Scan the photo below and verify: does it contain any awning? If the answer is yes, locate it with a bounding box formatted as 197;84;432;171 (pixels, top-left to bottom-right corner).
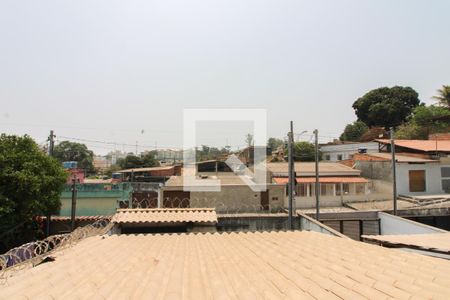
273;177;368;184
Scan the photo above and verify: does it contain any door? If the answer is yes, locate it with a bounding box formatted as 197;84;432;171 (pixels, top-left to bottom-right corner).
261;191;269;211
409;170;426;192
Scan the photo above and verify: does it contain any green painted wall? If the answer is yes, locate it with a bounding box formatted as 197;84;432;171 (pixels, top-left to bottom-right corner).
59;183;132;216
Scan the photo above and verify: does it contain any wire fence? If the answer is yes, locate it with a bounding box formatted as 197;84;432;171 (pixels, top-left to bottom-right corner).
128;196;285;215
0;218;112;281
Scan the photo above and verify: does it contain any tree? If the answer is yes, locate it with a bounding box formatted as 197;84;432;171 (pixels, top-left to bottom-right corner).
267;138;284;152
339;121;368;142
432;85;450;108
395;105;450;139
117;152;160;169
53;141;95;172
0;134;67;252
141;151;159;167
352;86;421;128
117;154;143;169
395;123;426;140
292;141;320;162
104;165;122;177
245;133;254;148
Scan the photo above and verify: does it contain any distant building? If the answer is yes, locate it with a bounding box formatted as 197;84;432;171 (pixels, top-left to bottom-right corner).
93;155;111;173
267;162;369;208
161;172;285;212
353;152;450;196
154;148;183;162
320;142;379;161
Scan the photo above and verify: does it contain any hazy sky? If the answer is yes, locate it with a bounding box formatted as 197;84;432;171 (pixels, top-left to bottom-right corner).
1;0;449;154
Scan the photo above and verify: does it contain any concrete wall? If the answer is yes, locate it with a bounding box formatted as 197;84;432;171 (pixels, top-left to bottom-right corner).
378;212;447;235
217;216;301;231
60;197;118;216
366;179;392;201
298;213;347;237
174;184;285;213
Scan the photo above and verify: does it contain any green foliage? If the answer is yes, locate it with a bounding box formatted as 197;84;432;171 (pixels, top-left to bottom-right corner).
245;133;254;147
432;85;450;108
352;86;421;128
395;123;426;139
53;141;95;172
117;152;160;169
292;141;320;162
196;145;230;161
104;165;122;177
267;138;284;152
0;134;67;252
395;105;450;139
339;121;369;141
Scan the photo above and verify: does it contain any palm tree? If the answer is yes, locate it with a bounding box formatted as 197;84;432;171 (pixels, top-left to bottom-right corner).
432;85;450;108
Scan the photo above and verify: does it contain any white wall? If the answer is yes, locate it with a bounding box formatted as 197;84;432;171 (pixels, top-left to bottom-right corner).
396;163;450;195
378;212;446;235
321;142;379;161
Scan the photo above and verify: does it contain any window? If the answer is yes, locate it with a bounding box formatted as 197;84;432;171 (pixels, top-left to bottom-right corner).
321;184;334;196
325;155;330;161
297;184;307;197
343;183;350;194
441;167;450;192
337;154;343;161
409;170;426;192
441;167;450;177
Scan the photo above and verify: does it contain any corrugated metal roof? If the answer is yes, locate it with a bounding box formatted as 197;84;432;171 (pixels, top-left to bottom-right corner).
376;139;450;152
3;231;450;299
266;162;361;176
111;208;218;224
273;177;368;184
362;232;450;254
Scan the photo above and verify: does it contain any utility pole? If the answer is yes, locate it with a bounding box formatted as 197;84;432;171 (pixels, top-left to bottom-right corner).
48;130;55;156
135;141;138;155
288;121;294;229
390;127;397;215
314;129;320;220
46;130;56;236
70;175;77;231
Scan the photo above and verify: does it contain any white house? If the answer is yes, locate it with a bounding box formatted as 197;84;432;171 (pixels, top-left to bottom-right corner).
354;153;450;197
320;142;379;161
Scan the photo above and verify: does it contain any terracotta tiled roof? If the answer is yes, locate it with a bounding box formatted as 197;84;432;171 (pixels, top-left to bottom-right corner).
362;232;450;254
2;231;450;299
376;139;450;152
368;152;438;163
111;208;218;224
273;177;368;184
267;162;361;176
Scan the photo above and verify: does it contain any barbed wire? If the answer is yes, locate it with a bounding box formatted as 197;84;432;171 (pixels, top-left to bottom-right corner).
128;196;285;215
0;218;112;282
